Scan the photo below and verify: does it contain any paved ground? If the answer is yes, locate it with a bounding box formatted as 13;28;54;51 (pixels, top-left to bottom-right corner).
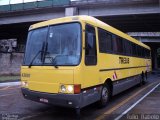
0;74;160;120
121;83;160;120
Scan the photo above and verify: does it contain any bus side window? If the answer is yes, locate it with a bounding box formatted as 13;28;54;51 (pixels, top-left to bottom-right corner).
98;28;113;53
85;24;97;65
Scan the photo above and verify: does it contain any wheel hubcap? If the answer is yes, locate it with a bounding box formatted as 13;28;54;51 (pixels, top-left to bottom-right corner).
102;87;108;102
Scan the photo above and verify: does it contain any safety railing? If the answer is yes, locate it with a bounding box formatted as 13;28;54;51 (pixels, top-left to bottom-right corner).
0;0;70;12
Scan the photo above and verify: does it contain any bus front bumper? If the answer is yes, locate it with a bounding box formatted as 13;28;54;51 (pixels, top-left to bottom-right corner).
21;88;82;108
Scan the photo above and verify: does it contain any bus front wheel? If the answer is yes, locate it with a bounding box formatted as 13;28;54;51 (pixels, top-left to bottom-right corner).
98;84;110;107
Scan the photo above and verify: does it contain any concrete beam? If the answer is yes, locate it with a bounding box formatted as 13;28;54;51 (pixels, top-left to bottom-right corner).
140;38;160;43
128;32;160;37
0;1;159;25
128;32;160;43
78;5;160;16
71;0;159;6
0;9;65;25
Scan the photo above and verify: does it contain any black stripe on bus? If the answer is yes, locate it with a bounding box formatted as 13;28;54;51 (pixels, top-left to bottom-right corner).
99;65;150;72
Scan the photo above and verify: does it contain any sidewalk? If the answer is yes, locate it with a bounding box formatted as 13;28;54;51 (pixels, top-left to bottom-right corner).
0;76;20;87
0;81;21;87
0;79;20;83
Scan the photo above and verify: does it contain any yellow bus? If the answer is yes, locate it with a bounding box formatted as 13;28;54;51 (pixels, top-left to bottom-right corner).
21;15;151;114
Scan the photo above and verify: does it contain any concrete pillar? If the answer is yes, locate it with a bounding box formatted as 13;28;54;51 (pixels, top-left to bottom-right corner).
152;47;158;70
65;7;78;16
154;49;158;69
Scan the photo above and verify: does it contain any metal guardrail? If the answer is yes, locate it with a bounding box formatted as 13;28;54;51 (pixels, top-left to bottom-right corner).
0;0;70;12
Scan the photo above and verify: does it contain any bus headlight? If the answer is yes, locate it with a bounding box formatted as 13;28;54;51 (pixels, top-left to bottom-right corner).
59;84;81;94
60;85;66;92
67;85;74;93
21;81;28;87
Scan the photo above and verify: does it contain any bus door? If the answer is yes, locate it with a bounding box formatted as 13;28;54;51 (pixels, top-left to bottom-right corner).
83;24;99;88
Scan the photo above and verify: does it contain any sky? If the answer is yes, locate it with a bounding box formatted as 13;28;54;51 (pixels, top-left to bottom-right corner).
0;0;78;5
0;0;42;5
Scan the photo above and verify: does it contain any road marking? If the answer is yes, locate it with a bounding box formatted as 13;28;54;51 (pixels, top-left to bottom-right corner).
19;110;51;120
0;93;17;97
96;81;159;120
115;82;160;120
0;86;21;91
0;86;10;90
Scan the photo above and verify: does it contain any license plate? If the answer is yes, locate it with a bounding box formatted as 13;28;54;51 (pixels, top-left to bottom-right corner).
39;98;48;103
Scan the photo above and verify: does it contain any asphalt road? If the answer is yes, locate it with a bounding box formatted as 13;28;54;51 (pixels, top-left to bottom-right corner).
0;74;160;120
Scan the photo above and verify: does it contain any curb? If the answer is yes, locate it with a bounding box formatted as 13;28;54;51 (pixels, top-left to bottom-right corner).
0;81;21;87
0;79;20;83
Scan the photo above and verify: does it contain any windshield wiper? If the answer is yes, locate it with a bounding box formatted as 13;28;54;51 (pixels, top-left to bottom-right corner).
43;54;59;68
43;42;59;68
28;50;44;68
50;55;70;68
28;42;45;68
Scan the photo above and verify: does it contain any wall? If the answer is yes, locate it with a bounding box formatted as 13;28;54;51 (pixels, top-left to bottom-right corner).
0;53;23;75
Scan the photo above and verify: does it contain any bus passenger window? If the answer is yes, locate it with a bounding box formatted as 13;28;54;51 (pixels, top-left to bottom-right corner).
98;28;113;53
85;25;97;65
117;37;123;54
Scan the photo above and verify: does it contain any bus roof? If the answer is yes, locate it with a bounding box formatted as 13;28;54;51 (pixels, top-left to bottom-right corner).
30;15;150;50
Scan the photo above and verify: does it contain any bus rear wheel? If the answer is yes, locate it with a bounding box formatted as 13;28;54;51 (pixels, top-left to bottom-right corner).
98;84;110;107
141;72;147;85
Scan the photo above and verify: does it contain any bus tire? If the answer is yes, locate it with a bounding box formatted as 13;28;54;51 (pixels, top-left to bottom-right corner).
145;72;148;81
75;108;81;119
142;72;147;84
98;84;110;107
141;73;146;85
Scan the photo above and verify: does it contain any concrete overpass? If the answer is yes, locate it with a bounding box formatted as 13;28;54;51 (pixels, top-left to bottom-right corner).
0;0;159;38
128;32;160;69
0;0;159;26
0;0;160;75
0;0;159;36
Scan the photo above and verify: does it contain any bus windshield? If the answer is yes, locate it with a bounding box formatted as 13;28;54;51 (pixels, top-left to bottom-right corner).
24;23;81;66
